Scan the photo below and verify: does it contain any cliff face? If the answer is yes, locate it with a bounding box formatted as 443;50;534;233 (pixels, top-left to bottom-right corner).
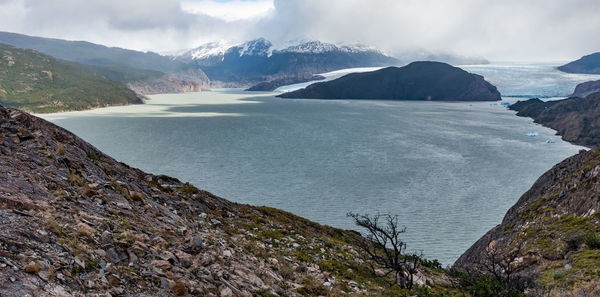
509;93;600;147
278;62;501;101
0;105;455;296
454;147;600;294
572;80;600;98
127;72;209;95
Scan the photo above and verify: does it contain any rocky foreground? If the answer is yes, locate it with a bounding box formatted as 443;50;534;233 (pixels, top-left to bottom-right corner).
0;105;460;296
454;147;600;296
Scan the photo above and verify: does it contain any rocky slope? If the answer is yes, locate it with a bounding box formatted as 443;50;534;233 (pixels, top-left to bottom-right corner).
572;80;600;98
454;147;600;295
558;52;600;74
508;93;600;147
278;62;501;101
127;69;210;95
245;75;325;92
0;105;463;296
0;43;143;113
175;39;398;86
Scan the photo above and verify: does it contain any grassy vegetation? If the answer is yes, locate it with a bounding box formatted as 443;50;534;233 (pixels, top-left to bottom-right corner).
0;43;142;112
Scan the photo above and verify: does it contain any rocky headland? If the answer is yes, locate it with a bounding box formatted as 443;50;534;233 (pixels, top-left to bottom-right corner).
508;92;600;147
277;62;501;101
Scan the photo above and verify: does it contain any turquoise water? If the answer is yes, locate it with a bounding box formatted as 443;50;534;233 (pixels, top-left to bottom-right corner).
41;87;584;266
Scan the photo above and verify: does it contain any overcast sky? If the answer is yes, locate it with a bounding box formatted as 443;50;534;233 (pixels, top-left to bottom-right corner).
0;0;599;61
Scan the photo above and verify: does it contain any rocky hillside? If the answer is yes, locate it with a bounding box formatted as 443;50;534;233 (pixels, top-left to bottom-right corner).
509;93;600;147
454;147;600;295
176;39;398;86
0;105;466;296
0;43;143;113
0;31;210;94
278;62;501;101
572;80;600;98
127;70;209;95
558;52;600;74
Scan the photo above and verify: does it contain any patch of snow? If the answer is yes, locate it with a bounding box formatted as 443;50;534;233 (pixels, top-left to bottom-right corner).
185;40;239;60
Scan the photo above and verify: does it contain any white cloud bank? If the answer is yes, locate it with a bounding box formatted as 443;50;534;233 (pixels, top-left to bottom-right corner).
0;0;598;61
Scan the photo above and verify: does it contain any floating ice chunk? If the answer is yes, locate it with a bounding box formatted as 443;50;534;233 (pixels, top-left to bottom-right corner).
525;132;539;137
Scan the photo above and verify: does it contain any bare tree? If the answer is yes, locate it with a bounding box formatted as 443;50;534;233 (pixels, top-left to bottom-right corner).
476;238;527;293
347;212;421;289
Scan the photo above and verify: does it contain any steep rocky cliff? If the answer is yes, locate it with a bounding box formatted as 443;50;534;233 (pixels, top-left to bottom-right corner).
128;71;210;95
455;147;600;295
0;105;459;296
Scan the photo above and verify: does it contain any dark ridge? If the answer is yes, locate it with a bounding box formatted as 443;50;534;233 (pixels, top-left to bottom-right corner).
277;62;501;101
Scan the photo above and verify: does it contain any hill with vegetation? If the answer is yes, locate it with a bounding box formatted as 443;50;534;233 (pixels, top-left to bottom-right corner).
278;62;501;101
455;146;600;296
0;43;143;113
0;32;209;94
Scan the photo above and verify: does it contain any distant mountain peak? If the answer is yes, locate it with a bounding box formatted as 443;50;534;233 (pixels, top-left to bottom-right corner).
189;40;237;60
235;38;272;57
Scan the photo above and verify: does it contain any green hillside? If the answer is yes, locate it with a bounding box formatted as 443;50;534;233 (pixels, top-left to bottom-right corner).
0;31;192;83
0;43;142;113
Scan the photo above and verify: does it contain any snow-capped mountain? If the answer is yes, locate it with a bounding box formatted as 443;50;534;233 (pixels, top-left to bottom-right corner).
172;38;399;84
174;40;237;64
277;40;385;55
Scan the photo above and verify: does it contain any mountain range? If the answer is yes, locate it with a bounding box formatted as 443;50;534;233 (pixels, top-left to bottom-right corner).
172;38;399;85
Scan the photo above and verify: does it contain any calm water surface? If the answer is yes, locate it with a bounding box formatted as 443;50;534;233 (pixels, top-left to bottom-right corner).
40;63;595;265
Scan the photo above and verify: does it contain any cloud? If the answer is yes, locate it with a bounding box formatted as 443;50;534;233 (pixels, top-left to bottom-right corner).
181;0;274;22
0;0;256;52
252;0;600;61
0;0;599;60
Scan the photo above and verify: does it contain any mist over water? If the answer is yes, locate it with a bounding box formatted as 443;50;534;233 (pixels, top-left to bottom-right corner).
41;63;591;265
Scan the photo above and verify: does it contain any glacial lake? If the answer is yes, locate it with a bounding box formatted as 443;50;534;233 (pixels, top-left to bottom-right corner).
40;63;598;265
